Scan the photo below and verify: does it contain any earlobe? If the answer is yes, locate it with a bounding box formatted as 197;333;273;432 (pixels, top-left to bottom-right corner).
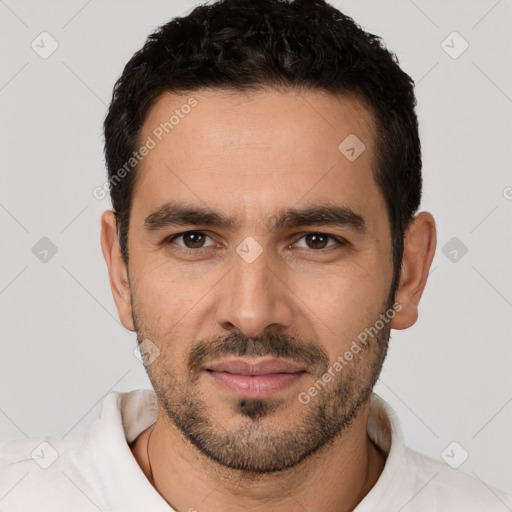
100;210;136;331
391;212;437;330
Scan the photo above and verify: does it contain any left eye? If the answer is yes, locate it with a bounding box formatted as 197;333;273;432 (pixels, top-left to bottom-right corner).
169;231;216;249
294;232;340;250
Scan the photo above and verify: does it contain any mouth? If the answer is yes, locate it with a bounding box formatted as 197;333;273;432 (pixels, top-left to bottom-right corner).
205;357;307;399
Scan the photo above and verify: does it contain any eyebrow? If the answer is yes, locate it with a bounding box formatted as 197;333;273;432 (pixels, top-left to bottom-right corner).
143;201;368;234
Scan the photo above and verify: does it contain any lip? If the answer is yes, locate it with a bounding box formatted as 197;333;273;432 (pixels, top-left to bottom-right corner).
206;357;306;399
207;357;305;375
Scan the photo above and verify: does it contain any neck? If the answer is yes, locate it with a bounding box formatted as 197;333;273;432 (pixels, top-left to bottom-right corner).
131;399;386;512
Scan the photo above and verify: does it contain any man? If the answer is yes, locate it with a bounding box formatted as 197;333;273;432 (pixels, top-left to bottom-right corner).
1;0;510;510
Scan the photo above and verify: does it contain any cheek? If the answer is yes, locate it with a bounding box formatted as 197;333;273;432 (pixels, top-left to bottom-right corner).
133;254;194;309
291;265;389;356
292;261;381;313
131;265;216;350
130;265;180;338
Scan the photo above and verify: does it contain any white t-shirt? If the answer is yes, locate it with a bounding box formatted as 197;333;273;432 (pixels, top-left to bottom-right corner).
1;389;510;511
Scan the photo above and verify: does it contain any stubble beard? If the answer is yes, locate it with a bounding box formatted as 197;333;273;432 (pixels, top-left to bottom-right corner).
133;299;392;474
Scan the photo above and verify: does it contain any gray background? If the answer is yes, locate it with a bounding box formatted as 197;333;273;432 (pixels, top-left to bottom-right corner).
1;0;511;497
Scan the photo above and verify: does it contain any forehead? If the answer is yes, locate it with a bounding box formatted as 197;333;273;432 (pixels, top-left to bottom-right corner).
132;88;385;233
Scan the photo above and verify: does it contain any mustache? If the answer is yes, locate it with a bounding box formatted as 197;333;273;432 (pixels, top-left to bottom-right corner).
187;331;330;379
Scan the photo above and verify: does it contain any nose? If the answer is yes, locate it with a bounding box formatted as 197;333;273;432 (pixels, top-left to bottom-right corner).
215;241;294;338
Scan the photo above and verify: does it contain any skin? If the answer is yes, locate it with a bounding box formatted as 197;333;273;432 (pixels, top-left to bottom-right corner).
101;88;436;512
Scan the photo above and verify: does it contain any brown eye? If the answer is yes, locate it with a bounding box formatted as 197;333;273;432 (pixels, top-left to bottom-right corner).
292;232;346;251
183;232;206;248
304;233;330;249
170;231;214;249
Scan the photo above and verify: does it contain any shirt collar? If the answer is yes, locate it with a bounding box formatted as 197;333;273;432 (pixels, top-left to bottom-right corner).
354;393;406;510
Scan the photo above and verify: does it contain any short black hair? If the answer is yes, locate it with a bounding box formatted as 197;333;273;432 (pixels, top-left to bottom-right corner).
103;0;422;297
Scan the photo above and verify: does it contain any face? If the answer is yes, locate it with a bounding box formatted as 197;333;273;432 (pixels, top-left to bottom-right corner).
125;89;396;473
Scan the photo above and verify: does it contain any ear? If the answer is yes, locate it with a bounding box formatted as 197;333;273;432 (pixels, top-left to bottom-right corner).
100;210;135;331
391;212;437;330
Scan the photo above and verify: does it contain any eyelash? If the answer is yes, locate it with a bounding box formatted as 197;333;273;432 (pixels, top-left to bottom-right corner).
165;230;348;255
